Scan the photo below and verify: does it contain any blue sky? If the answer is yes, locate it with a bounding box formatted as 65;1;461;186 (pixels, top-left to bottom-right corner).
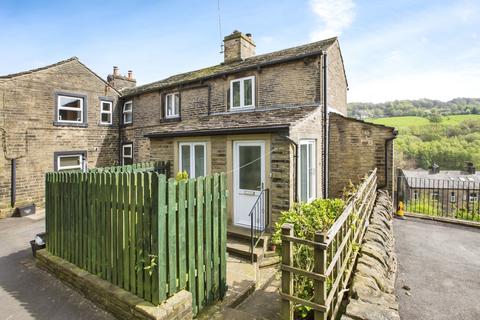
0;0;479;102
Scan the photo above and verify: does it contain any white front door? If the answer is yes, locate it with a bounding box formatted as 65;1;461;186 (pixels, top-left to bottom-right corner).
233;141;266;228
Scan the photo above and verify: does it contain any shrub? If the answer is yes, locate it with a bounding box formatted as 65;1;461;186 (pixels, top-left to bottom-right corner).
175;171;188;181
272;198;345;318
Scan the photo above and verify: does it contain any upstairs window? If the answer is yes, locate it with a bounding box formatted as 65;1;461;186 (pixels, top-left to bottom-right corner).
122;144;133;165
57;95;84;124
230;76;255;109
100;100;113;125
299;140;316;202
123;101;132;124
165;93;180;118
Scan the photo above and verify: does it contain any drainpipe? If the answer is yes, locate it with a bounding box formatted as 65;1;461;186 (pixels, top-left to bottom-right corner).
280;135;298;202
11;159;16;207
322;51;329;199
382;130;398;189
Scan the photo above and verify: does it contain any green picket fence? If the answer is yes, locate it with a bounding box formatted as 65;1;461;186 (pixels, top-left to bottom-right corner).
89;161;170;176
45;170;227;315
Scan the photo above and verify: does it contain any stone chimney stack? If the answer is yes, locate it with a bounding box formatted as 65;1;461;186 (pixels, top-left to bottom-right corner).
223;30;256;64
107;66;136;90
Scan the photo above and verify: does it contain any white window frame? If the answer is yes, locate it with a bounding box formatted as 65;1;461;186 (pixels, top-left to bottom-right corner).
230;76;255;110
469;192;478;202
413;190;419;201
179;142;207;178
122;144;133;165
100;100;113;125
431;191;439;201
450;191;456;203
57;95;84;124
298;140;316;203
123;101;133;124
57;154;86;171
165;93;180;119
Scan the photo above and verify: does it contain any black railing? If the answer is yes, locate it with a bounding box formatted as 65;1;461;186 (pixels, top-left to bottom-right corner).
248;188;269;262
397;175;480;222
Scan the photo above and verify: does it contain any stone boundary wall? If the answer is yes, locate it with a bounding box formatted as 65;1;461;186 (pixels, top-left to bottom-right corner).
36;250;192;320
341;190;400;320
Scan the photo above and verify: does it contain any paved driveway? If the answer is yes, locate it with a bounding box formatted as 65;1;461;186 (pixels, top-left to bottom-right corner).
0;213;114;320
394;217;480;320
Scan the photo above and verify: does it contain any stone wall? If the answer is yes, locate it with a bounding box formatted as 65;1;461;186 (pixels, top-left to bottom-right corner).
0;59;120;217
341;190;400;320
328;113;396;198
37;250;193;320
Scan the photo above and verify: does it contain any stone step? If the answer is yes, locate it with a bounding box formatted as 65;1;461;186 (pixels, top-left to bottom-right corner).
259;255;280;268
227;226;270;251
227;238;264;262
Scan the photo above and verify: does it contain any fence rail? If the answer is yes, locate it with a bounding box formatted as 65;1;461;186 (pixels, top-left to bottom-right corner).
45;170;227;315
397;175;480;222
280;169;377;320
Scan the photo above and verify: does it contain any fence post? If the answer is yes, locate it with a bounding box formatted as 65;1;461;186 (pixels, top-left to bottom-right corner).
281;223;293;320
314;232;327;320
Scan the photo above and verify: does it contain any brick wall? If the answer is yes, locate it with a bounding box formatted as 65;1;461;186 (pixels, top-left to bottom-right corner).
0;59;119;217
328;113;396;198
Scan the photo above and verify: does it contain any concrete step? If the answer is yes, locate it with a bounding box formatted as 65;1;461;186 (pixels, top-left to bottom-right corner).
227;238;264;262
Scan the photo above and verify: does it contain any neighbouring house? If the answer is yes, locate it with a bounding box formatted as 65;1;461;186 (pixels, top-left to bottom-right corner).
0;58;127;218
0;30;396;243
398;163;480;215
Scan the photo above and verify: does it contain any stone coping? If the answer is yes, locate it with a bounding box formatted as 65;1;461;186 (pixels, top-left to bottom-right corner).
36;250;192;320
341;190;400;320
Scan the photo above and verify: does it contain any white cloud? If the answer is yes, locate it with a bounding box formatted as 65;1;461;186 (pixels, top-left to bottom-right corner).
348;66;480;103
310;0;355;40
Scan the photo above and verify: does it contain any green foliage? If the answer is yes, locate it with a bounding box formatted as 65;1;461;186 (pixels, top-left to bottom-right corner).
272;199;345;318
348;98;480;119
175;171;189;181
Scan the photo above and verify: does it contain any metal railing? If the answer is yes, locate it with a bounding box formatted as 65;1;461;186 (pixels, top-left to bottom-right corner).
248;188;269;262
397;175;480;222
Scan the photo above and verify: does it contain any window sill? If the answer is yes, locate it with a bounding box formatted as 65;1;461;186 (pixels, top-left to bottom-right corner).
161;117;181;123
53;121;88;128
229;106;255;113
98;123;116;128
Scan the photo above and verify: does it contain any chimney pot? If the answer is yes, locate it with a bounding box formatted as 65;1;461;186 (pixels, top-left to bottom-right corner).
127;70;133;80
113;66;119;76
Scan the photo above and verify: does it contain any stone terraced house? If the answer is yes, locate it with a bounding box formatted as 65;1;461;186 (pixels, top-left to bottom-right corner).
0;30;396;246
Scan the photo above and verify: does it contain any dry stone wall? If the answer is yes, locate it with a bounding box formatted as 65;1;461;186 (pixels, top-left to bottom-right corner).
341;190;400;320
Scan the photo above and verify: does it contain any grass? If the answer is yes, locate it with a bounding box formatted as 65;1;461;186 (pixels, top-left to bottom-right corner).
367;114;480;129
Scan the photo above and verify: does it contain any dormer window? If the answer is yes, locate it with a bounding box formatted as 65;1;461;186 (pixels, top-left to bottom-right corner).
123;101;133;124
165;93;180;118
230;76;255;110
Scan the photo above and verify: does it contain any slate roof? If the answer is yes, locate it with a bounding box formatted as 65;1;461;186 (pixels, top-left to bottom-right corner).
145;105;320;138
0;57;121;94
123;37;338;97
402;169;480;189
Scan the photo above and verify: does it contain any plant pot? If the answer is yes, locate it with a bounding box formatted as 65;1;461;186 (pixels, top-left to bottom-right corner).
268;244;277;252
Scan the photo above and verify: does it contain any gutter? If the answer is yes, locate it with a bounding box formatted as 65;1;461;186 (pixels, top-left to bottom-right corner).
280;135;299;202
122;50;327;98
144;125;290;138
